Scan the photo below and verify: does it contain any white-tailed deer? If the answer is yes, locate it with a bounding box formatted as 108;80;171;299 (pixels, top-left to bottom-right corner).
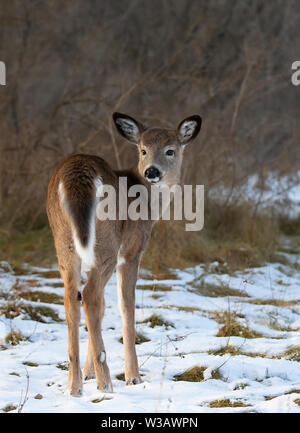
46;112;202;396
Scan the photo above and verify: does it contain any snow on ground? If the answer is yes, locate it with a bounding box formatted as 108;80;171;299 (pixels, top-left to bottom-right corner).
1;249;300;413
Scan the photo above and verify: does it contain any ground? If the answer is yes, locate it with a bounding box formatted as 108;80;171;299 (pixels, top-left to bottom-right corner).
1;237;300;413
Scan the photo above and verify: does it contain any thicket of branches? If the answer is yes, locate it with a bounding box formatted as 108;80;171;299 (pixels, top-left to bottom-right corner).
0;0;299;229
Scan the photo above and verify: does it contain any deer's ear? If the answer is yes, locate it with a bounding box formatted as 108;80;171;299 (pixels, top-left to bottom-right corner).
177;115;202;145
112;112;146;144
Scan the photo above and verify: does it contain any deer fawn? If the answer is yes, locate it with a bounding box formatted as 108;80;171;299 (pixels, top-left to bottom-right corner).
46;112;202;396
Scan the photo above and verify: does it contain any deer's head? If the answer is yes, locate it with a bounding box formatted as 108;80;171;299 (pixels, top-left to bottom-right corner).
113;112;202;186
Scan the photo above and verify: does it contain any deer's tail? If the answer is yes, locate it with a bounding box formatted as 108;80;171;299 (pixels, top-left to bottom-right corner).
58;176;103;270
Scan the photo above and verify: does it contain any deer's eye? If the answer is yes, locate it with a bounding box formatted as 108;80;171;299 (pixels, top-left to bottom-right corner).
166;149;175;156
141;149;147;156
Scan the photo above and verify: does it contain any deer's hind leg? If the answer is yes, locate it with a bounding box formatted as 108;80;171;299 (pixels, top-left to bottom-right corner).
82;261;116;392
58;251;82;397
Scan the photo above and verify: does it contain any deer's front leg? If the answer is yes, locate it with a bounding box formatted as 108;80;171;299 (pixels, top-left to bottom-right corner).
117;258;141;385
83;339;95;380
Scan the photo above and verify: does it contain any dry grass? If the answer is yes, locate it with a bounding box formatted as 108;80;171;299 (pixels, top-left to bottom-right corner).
283;347;300;362
141;204;280;273
174;366;206;382
208;345;241;356
170;305;201;313
136;284;172;292
56;362;69;371
211;310;263;339
211;310;245;324
23;362;39;367
140;314;174;329
217;322;263;339
0;228;56;268
116;373;126;381
36;271;61;279
5;330;27;346
0;195;291;275
248;299;298;307
1;301;63;323
0;205;277;276
2;404;17;412
18;291;64;305
174;366;222;382
191;281;249;298
209;399;250;408
208;345;269;359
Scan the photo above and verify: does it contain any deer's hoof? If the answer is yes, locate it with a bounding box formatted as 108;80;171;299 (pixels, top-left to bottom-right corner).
105;383;113;393
70;388;83;397
126;377;141;386
84;374;96;381
97;382;113;393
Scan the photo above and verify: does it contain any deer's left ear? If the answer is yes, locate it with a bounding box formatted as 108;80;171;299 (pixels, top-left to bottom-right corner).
177;115;202;145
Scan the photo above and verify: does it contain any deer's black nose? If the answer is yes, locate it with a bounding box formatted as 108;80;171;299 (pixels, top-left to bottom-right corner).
144;166;160;180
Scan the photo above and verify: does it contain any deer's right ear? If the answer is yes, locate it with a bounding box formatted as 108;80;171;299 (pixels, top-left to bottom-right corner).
112;112;145;144
177;115;202;145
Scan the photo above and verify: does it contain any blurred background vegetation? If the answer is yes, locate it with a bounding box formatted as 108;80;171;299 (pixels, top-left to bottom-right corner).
0;0;299;272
